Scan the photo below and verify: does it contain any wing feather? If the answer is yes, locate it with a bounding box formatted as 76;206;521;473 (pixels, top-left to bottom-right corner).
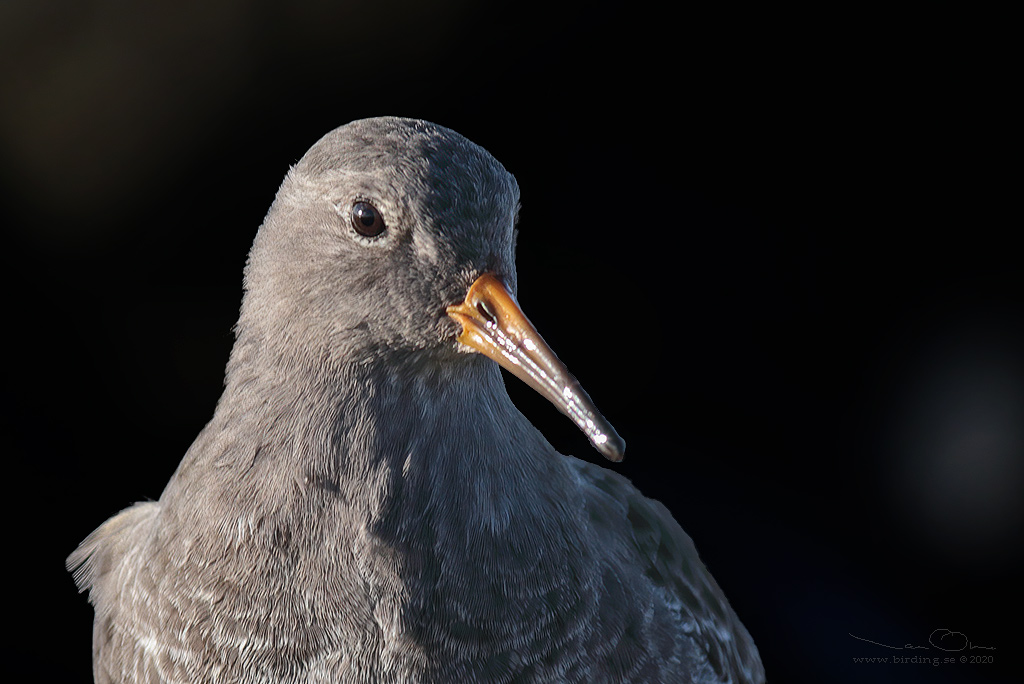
570;459;765;684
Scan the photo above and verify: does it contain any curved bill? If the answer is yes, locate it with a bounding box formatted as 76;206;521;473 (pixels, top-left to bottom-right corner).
447;273;625;461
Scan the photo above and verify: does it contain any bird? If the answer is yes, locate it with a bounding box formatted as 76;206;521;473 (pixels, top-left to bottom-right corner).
68;116;765;683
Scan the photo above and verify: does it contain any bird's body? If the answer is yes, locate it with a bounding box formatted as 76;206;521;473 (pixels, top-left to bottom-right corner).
70;117;764;683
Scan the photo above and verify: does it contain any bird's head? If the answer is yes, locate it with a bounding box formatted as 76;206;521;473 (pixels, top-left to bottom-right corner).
236;117;623;460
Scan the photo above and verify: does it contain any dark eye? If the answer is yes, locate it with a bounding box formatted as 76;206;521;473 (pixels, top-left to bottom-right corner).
351;201;386;238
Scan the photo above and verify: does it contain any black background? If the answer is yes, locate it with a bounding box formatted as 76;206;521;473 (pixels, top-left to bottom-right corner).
3;2;1019;682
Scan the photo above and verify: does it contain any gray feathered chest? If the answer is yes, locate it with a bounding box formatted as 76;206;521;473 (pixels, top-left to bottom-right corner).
77;364;670;683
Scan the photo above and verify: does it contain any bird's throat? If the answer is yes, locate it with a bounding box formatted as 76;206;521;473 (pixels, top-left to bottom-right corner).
198;353;587;555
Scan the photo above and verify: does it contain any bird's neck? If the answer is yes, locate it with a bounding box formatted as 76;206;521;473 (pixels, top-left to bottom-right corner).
163;350;602;666
179;350;589;562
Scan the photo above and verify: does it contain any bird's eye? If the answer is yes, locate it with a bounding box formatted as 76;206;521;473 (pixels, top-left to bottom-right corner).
351;201;386;238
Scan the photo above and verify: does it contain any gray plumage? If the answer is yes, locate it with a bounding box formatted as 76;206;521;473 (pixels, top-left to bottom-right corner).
68;117;765;683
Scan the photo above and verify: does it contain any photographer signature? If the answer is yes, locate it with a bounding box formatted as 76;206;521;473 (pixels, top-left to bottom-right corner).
849;629;995;651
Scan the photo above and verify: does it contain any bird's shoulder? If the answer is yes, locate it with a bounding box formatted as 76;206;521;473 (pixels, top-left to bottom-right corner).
67;500;161;599
567;458;765;684
67;501;182;682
